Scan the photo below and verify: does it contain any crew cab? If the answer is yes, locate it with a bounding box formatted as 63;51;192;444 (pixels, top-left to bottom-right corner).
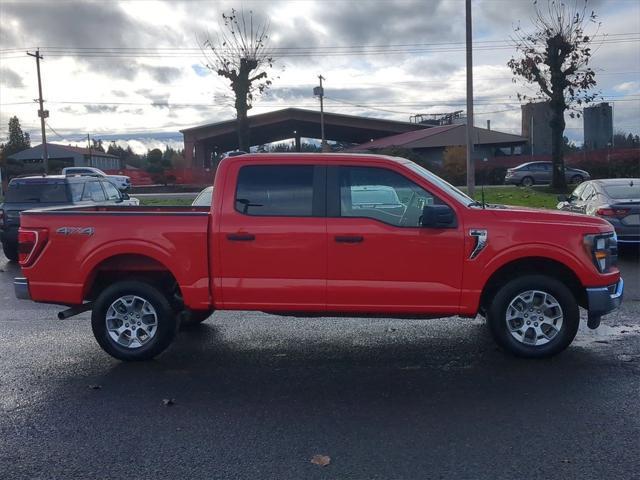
14;154;623;361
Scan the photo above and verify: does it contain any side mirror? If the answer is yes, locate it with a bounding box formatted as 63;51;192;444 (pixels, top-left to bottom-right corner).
421;204;457;228
121;192;130;200
557;194;569;202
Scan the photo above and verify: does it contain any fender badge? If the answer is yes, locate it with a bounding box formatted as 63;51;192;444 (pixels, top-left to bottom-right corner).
56;227;95;236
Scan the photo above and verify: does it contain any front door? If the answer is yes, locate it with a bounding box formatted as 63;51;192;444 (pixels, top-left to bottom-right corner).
217;162;327;311
326;165;464;315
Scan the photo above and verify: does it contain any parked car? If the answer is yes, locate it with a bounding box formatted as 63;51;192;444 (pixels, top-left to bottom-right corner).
62;166;131;191
557;179;640;245
0;175;138;261
505;161;590;186
14;154;622;361
191;186;214;206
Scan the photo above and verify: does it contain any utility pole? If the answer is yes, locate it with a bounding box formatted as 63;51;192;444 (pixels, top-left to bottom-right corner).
27;49;49;174
87;134;92;166
465;0;475;197
314;75;327;152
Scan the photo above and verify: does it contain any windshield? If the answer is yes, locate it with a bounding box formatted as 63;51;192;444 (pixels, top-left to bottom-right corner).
6;181;70;203
404;162;474;206
603;184;640;199
351;187;400;205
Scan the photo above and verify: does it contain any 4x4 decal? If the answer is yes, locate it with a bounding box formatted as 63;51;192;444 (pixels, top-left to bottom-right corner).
56;227;95;236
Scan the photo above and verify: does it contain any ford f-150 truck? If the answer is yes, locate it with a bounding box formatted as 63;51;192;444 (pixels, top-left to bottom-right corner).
14;154;623;361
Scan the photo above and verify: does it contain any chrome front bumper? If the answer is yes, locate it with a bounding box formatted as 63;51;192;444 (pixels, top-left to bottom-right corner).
14;277;31;300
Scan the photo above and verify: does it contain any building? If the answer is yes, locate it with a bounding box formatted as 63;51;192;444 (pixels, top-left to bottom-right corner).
6;143;120;174
349;123;527;165
584;102;613;150
181;108;427;168
521;102;553;155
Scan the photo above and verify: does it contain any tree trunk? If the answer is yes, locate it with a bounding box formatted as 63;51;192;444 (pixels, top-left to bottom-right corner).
236;110;250;152
549;104;567;191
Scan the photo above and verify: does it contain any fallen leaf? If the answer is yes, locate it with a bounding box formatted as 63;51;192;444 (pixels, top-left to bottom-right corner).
162;398;176;406
310;455;331;467
88;384;102;390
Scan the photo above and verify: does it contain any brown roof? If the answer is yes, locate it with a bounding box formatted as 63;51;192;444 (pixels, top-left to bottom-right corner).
351;123;527;150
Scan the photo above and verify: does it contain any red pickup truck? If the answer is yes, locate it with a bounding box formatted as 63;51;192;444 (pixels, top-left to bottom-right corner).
14;153;623;361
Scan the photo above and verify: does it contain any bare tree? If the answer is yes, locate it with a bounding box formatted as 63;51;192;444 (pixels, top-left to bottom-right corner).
201;9;275;152
508;0;599;190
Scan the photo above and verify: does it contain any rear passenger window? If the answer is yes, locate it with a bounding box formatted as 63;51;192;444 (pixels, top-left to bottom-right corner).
82;182;106;202
235;165;314;216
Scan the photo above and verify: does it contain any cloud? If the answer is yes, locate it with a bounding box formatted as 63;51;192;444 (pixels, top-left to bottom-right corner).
135;89;170;108
142;65;183;84
0;67;24;88
84;104;118;113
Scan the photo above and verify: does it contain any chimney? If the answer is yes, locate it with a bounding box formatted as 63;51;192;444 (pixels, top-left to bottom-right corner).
486;119;491;130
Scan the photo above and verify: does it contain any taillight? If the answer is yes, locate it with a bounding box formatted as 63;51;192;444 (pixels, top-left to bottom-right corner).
596;207;630;218
18;228;49;266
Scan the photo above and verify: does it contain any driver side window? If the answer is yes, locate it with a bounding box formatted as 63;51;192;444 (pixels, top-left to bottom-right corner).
338;166;440;227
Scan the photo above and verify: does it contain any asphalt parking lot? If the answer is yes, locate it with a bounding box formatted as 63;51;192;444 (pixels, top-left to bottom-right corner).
0;249;638;480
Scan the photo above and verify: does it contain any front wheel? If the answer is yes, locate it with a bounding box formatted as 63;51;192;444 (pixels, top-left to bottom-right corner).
487;275;579;358
91;281;178;361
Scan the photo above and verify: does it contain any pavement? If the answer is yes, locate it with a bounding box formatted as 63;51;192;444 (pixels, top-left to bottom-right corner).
0;249;638;480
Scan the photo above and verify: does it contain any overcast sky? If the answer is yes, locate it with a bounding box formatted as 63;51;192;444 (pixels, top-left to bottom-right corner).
1;0;638;153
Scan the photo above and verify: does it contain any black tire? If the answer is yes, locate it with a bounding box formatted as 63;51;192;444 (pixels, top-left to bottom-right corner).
178;309;213;329
91;280;178;361
487;275;579;358
520;176;534;187
570;175;584;185
2;241;18;262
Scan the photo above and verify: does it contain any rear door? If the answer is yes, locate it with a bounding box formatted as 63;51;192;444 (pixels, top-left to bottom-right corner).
217;162;327;311
326;164;464;314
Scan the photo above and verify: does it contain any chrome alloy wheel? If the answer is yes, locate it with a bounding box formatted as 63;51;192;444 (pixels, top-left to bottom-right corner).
505;290;564;347
105;295;158;349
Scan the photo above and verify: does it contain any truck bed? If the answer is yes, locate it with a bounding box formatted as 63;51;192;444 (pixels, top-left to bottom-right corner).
19;205;212;309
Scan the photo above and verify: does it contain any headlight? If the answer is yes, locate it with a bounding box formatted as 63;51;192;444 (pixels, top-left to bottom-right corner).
584;232;618;273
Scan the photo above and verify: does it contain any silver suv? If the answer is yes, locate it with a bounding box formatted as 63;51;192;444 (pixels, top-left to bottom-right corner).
504;161;590;187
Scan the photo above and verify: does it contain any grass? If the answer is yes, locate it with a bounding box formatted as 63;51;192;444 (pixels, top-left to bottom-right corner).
464;186;561;209
137;186;562;209
138;197;194;207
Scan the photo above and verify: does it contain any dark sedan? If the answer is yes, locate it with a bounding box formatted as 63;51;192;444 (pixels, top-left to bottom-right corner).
557;178;640;244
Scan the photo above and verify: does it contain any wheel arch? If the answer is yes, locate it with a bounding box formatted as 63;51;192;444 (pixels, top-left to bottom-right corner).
480;256;586;313
83;253;182;306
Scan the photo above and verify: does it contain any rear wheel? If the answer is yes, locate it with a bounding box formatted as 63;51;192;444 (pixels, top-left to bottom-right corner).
2;241;18;262
487;275;579;358
521;176;534;187
91;280;178;361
